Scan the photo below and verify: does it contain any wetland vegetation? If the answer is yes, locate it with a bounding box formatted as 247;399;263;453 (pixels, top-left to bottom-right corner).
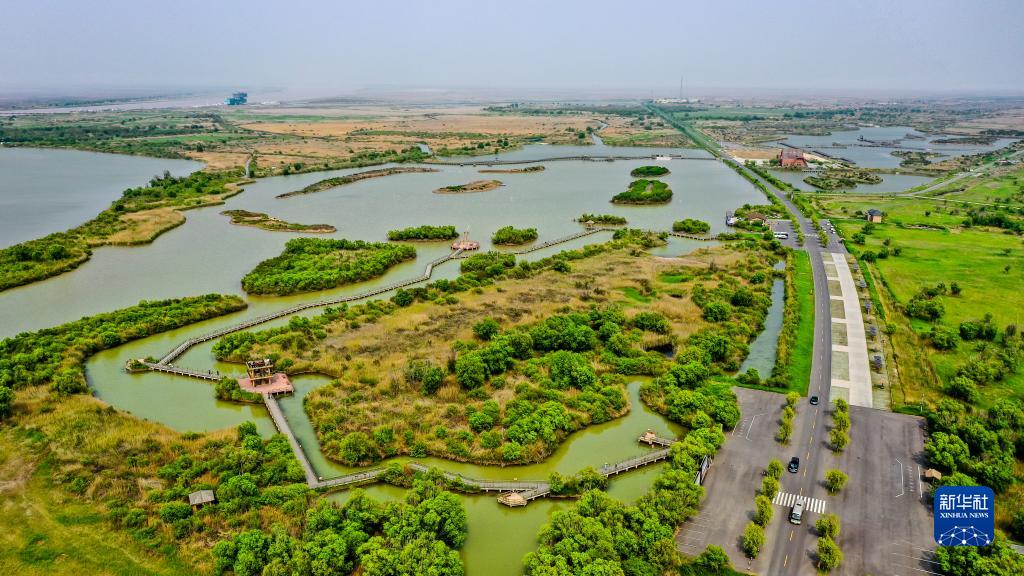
804;168;883;190
611;179;673;204
387;225;459;241
490;226;538;245
630;165;671;177
276;167;439;199
576;213;627;225
433;180;503;194
671;219;711;234
240;238;417;295
221;210;335;233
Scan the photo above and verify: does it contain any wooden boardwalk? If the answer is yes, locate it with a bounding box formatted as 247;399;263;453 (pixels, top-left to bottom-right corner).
427;154;715;167
255;405;681;506
667;231;714;242
151;249;464;368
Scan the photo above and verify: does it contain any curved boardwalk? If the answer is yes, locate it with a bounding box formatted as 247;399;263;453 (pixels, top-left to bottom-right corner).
666;231;714;242
154;249;463;366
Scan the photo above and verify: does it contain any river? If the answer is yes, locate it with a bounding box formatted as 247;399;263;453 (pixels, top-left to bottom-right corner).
4;143;784;575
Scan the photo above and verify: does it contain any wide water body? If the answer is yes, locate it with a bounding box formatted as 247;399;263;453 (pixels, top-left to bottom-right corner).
4;144;781;575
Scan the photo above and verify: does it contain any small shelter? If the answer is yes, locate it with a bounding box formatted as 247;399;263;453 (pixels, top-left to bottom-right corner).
188;489;216;510
451;231;480;251
923;468;943;484
238;358;294;395
498;492;527;507
866;209;884;223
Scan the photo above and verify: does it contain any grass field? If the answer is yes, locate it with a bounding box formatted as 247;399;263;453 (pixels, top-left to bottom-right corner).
788;251;815;395
814;185;1024;408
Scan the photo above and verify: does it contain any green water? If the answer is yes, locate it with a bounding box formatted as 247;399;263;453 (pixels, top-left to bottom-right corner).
4;144;784;575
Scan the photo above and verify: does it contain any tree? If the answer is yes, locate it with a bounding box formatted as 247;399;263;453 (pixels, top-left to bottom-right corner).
0;386;13;421
455;352;487;389
925;431;970;472
817;536;843;572
825;469;848;494
694;544;731;573
546;350;596;390
703;301;731;322
816;513;840;539
766;459;783;480
761;476;780;500
829;427;849;452
742;522;765;558
472;318;500;341
946;376;980;404
754;495;773;526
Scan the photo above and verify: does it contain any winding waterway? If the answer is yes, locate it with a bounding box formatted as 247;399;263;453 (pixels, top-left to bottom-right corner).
4;143;782;575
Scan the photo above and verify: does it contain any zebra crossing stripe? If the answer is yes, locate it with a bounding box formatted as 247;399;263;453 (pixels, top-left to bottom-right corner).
771;491;827;514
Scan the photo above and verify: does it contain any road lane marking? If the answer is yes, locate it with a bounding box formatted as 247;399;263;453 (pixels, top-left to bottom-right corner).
896;458;905;497
789;530;794;541
783;555;789;568
773;492;827;513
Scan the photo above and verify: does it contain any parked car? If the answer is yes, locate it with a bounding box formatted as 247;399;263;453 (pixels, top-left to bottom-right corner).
788;457;800;473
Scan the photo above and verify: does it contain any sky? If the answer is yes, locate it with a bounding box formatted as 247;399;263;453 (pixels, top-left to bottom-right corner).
2;0;1023;98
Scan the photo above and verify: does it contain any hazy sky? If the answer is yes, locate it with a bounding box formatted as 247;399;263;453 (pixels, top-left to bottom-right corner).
3;0;1023;97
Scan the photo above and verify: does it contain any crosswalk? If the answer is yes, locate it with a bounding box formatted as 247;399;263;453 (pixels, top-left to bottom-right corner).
772;491;827;514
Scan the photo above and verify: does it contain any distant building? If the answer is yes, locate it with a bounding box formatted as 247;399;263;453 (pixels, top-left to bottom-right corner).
745;212;768;225
866;209;884;223
225;92;248;106
778;148;808;168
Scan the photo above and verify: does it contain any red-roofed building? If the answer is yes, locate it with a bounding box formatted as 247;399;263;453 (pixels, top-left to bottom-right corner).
779;148;808;168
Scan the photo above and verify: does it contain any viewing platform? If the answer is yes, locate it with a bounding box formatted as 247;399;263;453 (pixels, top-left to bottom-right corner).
239;358;293;396
451;232;480;250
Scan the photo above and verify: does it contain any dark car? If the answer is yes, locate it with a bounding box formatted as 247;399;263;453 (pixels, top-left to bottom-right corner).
788;457;800;473
810;395;819;405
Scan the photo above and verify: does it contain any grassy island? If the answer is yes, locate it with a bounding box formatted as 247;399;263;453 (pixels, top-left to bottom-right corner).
491;225;538;245
891;150;942;168
276;167;439;198
0;170;243;292
433;179;503;194
479;166;545;174
221;209;336;233
611;179;673;204
672;218;711;234
805;168;882;190
213;231;782;467
241;237;416;295
388;225;459;241
576;213;627;225
629;165;671;177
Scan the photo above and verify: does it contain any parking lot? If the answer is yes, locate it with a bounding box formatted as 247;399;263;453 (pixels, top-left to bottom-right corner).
824;406;935;575
675;387;787;569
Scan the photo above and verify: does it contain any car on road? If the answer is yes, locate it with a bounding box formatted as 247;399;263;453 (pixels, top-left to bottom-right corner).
790;500;804;525
788;456;800;473
810;395;819;405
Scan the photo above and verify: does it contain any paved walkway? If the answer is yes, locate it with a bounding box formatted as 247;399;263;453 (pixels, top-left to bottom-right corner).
827;253;873;407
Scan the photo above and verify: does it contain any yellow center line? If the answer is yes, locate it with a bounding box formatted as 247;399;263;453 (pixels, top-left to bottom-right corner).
790;530;795;541
784;554;789;568
803;468;808;477
799;487;804;496
806;451;811;460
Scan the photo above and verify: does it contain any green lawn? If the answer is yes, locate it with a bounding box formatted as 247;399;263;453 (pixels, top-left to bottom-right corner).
820;187;1024;409
788;250;815;395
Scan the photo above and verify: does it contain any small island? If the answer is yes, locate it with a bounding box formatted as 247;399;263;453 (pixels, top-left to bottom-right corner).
611;179;673;204
277;167;438;198
241;237;416;295
221;210;336;233
388;225;459;241
891;150;942;168
491;226;538;245
804;168;882;190
433;179;503;194
576;213;627;225
630;165;671;177
479;166;545;174
672;218;711;234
